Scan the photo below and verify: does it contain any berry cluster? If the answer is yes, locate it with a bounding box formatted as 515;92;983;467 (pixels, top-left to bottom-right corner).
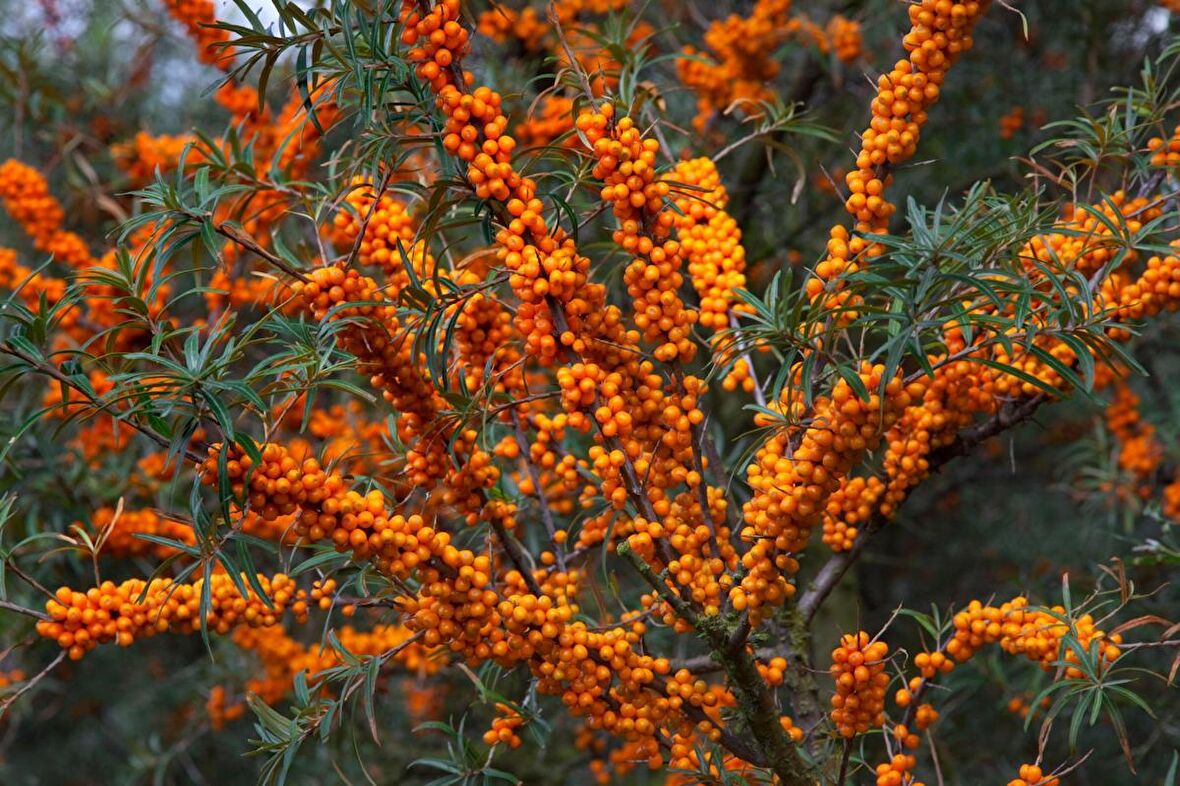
809;0;990;303
740;366;924;617
937;596;1122;678
669;157;750;332
580;107;698;363
830;631;890;738
999;105;1024;139
86;506;196;559
37;573;306;660
163;0;232;66
0;158;95;269
676;0;794;131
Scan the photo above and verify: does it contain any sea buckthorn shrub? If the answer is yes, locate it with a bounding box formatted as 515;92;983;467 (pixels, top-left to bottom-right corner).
0;1;1179;785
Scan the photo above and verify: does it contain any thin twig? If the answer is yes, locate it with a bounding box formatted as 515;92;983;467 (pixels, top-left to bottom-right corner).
0;650;65;719
0;342;205;465
511;410;566;572
0;599;49;621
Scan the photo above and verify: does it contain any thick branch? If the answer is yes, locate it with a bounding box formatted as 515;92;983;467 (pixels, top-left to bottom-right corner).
489;517;545;596
618;541;811;784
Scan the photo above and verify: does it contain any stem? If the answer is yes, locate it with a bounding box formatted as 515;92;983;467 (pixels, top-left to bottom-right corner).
0;341;206;465
0;599;49;621
618;541;812;784
0;650;64;719
511;410;566;572
489;517;544;596
836;739;853;784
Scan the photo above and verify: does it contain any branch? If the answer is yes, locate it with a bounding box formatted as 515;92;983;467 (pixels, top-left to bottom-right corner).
0;341;206;465
618;540;812;784
671;646;779;674
797;394;1047;623
511;410;566;572
489;516;545;597
212;221;310;284
0;650;65;719
0;599;49;621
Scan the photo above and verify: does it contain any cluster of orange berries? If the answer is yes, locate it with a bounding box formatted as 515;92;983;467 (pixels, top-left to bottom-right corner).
826;15;863;63
163;0;232;66
859;596;1099;786
1103;239;1180;332
401;0;473;92
1029;191;1161;277
1007;764;1060;786
821;474;885;551
579;107;698;363
670;157;749;332
86;506;196;559
830;353;1002;545
625;490;738;620
1105;382;1163;491
874;753;923;786
290;400;391;477
0;669;25;689
476;6;548;53
37;573;305;661
886;702;938;752
292;265;453;485
819;185;1180;553
402;3;723;622
483;703;526;748
999;105;1024;139
676;0;794;131
327;179;419;272
720;355;758;394
1006;692;1051;720
809;0;990;301
215;81;263;121
210;621;435;728
739;366;924;617
934;596;1122;679
111;132;199;185
198;443;375;560
674;1;859;126
0;158;94;269
830;631;890;737
297;258;512;510
1164;471;1180;521
514;95;577;149
1147;123;1180;168
403;3;610;365
0;246;74;336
